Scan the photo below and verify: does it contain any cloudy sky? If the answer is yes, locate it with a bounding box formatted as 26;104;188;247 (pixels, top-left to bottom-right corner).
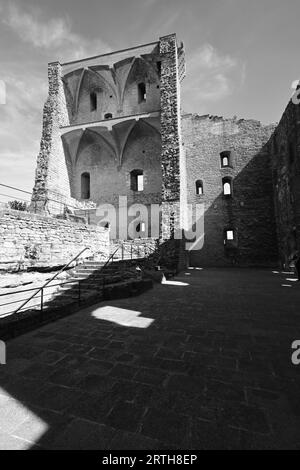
0;0;300;193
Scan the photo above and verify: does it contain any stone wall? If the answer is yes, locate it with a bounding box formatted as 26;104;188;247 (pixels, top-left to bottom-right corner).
159;34;186;240
0;209;109;271
72;121;162;206
61;43;161;125
266;96;300;268
32;62;71;212
182;114;278;266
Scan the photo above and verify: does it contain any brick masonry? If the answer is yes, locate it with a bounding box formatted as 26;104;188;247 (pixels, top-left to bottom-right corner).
0;209;109;271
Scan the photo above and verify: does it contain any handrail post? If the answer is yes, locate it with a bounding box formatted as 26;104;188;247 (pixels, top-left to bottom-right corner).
131;243;133;260
122;243;124;261
41;288;44;313
14;246;90;315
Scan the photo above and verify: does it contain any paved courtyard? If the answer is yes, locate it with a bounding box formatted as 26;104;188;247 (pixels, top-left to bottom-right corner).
1;267;300;449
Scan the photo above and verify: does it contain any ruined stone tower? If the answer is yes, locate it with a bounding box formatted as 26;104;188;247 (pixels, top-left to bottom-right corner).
32;33;283;268
32;33;186;244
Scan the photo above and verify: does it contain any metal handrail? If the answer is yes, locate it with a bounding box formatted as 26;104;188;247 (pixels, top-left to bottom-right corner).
0;246;121;317
0;278;82;302
101;245;121;269
0;272;120;317
0;240;158;318
14;247;91;314
118;240;160;262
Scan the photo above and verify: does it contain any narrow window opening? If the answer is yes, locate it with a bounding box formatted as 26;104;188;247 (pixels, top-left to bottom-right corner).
195;180;204;195
81;172;90;199
156;61;161;76
137;174;144;191
222;177;232;196
138;83;146;103
136;222;146;236
131;170;144;191
104;113;112;119
226;230;234;240
220;151;232;168
224;228;235;245
90;92;97;111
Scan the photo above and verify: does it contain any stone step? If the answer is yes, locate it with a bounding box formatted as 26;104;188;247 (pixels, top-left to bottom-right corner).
81;262;123;270
74;267;104;274
73;268;131;277
82;262;106;267
57;275;134;293
43;292;102;308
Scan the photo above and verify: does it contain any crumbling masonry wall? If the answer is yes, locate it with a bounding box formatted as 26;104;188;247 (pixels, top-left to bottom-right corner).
160;34;186;238
266;96;300;268
31;62;88;213
0;209;109;271
182;114;278;266
159;34;187;269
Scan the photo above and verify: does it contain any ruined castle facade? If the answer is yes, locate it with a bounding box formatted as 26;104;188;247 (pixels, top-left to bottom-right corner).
31;33;300;268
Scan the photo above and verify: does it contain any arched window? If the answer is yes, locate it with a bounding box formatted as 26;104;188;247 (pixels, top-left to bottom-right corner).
90;92;97;111
195;180;204;195
138;83;146;103
130;170;144;191
220;151;232;168
81;172;90;199
222;177;233;196
104;113;112;119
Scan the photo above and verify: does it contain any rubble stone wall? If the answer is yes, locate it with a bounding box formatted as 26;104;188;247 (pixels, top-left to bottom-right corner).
182;114;278;266
0;209;109;271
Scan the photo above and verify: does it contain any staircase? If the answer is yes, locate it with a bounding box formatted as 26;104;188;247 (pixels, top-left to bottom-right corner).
42;257;144;309
0;244;157;340
11;240;162;315
42;241;164;309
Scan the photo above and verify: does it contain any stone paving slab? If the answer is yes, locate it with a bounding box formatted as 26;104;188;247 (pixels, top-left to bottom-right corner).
1;268;300;449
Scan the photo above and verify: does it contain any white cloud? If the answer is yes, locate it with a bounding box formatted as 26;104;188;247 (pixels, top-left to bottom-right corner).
1;2;111;60
188;44;237;72
182;44;246;110
0;2;112;191
0;72;44;190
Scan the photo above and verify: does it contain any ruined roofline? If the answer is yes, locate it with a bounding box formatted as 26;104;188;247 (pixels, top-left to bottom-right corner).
58;40;160;67
50;33;181;67
181;112;277;128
